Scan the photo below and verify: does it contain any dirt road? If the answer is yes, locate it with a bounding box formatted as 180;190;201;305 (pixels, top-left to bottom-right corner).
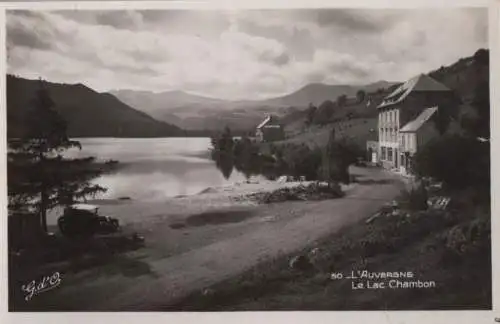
18;167;404;311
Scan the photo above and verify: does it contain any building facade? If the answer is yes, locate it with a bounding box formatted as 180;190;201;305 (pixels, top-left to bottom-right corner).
256;115;284;142
376;74;456;173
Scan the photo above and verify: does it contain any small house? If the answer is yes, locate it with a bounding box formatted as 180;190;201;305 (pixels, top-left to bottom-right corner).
256;115;284;142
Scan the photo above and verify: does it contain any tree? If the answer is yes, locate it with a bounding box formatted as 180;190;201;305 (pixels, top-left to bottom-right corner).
313;100;335;125
281;144;322;180
322;131;363;184
413;135;489;190
471;78;490;139
305;103;317;126
433;98;458;136
474;48;489;66
211;126;234;155
8;81;107;233
459;78;489;139
322;128;336;187
356;90;366;103
214;154;234;179
336;94;347;107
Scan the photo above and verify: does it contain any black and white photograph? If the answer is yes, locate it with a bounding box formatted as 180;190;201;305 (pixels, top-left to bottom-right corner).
3;1;494;315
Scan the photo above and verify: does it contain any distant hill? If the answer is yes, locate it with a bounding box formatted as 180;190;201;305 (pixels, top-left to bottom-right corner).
7;75;182;138
258;80;395;107
110;80;395;132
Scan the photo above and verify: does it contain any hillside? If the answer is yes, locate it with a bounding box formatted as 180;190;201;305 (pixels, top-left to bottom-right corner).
7;75;182;138
280;49;489;148
280;87;393;147
110;81;395;132
428;49;489;103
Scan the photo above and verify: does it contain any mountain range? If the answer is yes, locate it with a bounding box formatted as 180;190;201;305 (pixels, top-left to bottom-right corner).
109;80;395;131
6;49;487;138
7;75;181;138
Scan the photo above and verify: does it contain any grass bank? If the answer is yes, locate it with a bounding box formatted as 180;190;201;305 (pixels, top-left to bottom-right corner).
166;187;491;311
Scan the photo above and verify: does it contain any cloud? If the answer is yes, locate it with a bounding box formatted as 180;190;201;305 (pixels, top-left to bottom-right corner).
6;8;488;100
7;11;60;50
313;9;400;33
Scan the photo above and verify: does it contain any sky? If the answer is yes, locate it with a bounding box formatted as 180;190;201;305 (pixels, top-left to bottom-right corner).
6;8;488;100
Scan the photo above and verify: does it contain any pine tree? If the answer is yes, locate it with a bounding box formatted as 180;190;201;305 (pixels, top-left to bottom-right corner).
8;80;107;233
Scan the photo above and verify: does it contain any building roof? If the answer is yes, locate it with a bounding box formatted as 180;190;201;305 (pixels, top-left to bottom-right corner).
378;74;451;109
400;106;438;133
257;115;280;129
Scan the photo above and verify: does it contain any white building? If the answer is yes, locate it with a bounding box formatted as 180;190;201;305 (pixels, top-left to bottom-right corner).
376;74;456;174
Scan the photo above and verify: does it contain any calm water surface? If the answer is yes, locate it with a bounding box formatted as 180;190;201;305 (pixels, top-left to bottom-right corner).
66;138;247;201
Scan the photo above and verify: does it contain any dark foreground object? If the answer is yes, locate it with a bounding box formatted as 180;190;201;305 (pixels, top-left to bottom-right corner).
58;204;120;238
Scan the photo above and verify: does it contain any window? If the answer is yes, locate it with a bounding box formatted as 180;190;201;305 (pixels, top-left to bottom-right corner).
381;147;387;160
402;134;406;147
387;148;393;161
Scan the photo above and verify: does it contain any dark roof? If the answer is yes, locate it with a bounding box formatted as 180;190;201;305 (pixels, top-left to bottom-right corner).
378;74;451;109
400;106;438;132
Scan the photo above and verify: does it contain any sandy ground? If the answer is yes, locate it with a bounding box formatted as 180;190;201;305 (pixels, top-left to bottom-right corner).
21;166;405;311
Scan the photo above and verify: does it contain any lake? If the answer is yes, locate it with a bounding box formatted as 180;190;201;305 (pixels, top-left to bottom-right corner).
66;137;248;201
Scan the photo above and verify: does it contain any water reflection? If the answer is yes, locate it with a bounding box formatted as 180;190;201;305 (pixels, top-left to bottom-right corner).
68;138;249;201
214;154;234;180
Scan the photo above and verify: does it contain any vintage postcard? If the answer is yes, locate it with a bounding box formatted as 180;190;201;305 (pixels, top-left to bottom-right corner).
1;0;498;323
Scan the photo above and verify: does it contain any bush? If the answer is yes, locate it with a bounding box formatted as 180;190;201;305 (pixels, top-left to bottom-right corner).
281;144;323;180
322;137;364;184
247;182;344;204
444;213;490;257
413;135;490;190
400;183;428;211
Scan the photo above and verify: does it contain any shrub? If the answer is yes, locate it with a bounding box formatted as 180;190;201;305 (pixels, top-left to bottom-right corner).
413;135;490;190
281;144;323;180
322;136;364;184
444;213;490;257
400;183;428;211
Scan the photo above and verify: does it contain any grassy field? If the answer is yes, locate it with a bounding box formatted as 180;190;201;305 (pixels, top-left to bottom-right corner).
168;186;491;311
281;117;377;149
